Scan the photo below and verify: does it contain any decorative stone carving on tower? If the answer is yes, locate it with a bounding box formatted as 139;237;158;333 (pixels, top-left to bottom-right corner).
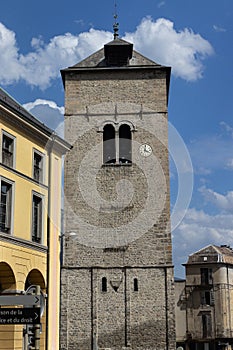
60;35;176;350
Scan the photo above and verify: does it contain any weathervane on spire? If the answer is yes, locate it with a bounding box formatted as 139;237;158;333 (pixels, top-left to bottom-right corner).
113;0;119;39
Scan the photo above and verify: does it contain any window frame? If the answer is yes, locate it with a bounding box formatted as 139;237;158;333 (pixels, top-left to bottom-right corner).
32;149;45;183
0;177;14;234
101;121;134;165
201;290;214;306
201;268;213;285
31;192;44;244
1;130;16;168
119;124;132;164
103;124;116;164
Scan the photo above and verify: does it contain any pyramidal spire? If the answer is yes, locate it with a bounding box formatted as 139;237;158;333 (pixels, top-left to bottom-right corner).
113;0;119;39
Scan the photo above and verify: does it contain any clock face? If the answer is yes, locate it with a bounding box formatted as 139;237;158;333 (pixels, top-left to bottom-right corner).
139;144;152;157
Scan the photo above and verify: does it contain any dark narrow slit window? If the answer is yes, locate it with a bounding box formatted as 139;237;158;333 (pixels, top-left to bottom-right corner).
33;151;43;183
102;277;107;292
119;124;131;164
32;194;42;243
103;124;116;164
133;278;138;292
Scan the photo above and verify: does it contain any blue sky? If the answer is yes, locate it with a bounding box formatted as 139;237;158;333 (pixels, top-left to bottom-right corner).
1;0;233;277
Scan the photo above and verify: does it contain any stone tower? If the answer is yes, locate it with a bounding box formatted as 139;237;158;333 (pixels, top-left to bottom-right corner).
60;36;175;350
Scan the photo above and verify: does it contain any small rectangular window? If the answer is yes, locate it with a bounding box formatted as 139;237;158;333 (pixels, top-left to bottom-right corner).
2;132;15;168
32;194;43;243
133;278;138;292
33;150;44;183
0;180;13;233
102;277;107;292
201;268;213;285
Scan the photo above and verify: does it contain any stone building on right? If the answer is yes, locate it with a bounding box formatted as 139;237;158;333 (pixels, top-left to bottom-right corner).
176;245;233;350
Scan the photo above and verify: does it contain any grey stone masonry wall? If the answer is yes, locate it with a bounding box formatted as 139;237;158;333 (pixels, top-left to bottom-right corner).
60;266;175;350
60;53;175;349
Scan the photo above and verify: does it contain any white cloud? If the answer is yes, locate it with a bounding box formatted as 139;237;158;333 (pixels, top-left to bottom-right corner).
174;184;233;276
188;133;233;174
23;99;64;135
220;121;233;138
213;25;226;33
74;19;85;26
173;207;233;276
226;159;233;169
157;1;165;8
0;23;24;84
0;18;213;89
0;24;112;89
23;99;64;114
199;186;233;212
124;17;214;81
19;30;112;89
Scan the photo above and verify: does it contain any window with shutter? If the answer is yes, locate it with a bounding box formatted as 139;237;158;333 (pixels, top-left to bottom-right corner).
0;179;13;233
33;150;44;183
210;290;214;306
201;268;213;285
201;290;214;306
2;132;15;168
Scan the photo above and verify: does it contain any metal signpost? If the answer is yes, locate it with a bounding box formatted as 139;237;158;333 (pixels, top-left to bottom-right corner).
0;284;42;350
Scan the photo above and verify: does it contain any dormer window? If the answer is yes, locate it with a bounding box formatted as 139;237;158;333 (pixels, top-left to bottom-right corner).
104;39;133;67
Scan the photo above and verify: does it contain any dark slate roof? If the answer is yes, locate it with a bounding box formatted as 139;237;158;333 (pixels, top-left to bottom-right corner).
0;87;71;152
185;245;233;265
70;44;162;69
105;38;132;46
60;38;170;91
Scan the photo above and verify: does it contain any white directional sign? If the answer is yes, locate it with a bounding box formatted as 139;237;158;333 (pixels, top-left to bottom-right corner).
0;308;40;324
0;295;40;306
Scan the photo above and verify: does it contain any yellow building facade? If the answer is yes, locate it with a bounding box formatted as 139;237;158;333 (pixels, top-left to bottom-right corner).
0;87;70;349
